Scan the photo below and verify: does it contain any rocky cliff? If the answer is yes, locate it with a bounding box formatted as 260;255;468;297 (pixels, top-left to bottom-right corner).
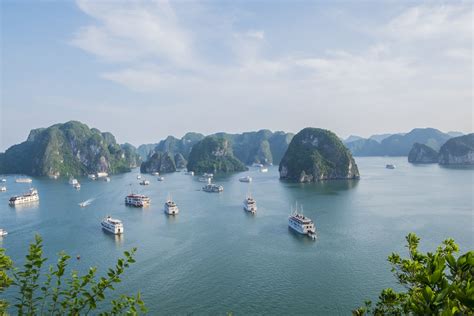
0;121;139;177
140;152;177;173
408;143;439;163
438;134;474;165
186;136;248;173
279;128;359;182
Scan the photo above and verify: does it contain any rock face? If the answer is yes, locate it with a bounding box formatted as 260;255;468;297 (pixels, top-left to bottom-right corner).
0;121;139;177
174;153;187;169
140;152;176;173
408;143;439;163
279;128;360;182
186;136;248;173
438;134;474;165
139;130;294;172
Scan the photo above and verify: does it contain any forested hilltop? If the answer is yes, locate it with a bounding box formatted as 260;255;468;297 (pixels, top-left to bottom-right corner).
0;121;140;177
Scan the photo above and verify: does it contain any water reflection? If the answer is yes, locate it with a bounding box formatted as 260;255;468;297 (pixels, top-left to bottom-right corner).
10;201;40;211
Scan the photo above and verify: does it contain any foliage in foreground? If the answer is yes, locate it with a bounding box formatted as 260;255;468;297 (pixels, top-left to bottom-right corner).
353;233;474;315
0;235;146;315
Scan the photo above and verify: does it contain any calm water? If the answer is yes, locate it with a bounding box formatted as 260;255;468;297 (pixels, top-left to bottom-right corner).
1;157;473;315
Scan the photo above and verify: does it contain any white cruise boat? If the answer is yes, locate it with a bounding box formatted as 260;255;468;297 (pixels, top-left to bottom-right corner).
101;216;123;235
96;172;108;178
288;206;316;240
202;178;223;193
73;182;81;190
69;178;78;185
164;195;179;215
0;186;6;192
16;178;32;183
9;188;39;206
243;195;257;214
139;179;150;185
260;167;268;173
125;193;151;207
0;229;7;237
239;176;252;183
157;176;164;181
386;164;396;169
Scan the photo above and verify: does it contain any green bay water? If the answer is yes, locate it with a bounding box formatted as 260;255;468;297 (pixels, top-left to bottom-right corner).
1;157;473;315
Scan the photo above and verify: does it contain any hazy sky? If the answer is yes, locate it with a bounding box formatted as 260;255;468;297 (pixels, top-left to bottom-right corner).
1;0;472;151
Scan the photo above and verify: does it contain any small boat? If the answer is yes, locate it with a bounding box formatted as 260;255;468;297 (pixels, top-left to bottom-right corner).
16;178;32;183
139;179;150;185
69;178;78;185
239;176;252;183
252;163;264;168
73;182;81;190
101;216;123;235
137;175;142;179
386;164;396;169
104;177;111;182
288;204;317;240
0;229;7;237
1;178;6;182
157;176;164;181
0;186;6;192
202;178;223;193
260;167;268;173
164;195;179;215
152;172;160;176
96;172;108;178
243;194;257;214
203;173;214;178
184;171;194;176
88;174;97;180
9;188;39;205
125;194;151;207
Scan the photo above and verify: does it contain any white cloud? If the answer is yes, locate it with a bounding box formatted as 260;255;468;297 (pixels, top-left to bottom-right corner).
71;1;473;137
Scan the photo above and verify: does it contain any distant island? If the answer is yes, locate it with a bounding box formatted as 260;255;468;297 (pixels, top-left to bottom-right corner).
407;134;474;165
0;121;139;177
139;129;294;174
344;128;456;157
279;128;359;182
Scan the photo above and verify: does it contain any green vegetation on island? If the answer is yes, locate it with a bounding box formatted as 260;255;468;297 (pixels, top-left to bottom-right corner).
0;121;140;177
140;151;177;173
0;235;146;315
279;127;359;182
139;129;294;173
438;134;474;165
186;136;248;174
354;233;473;315
408;143;439;163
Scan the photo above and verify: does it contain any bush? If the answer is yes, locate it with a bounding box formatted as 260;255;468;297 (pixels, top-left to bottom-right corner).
353;233;474;315
0;235;146;315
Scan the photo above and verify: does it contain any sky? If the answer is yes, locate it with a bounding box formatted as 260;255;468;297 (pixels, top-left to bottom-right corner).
1;0;472;151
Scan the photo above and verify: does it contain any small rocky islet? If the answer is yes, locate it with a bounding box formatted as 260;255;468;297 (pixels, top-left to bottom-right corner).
279;128;360;182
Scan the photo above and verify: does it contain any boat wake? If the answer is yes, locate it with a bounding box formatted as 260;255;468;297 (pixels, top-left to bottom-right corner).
79;198;94;208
